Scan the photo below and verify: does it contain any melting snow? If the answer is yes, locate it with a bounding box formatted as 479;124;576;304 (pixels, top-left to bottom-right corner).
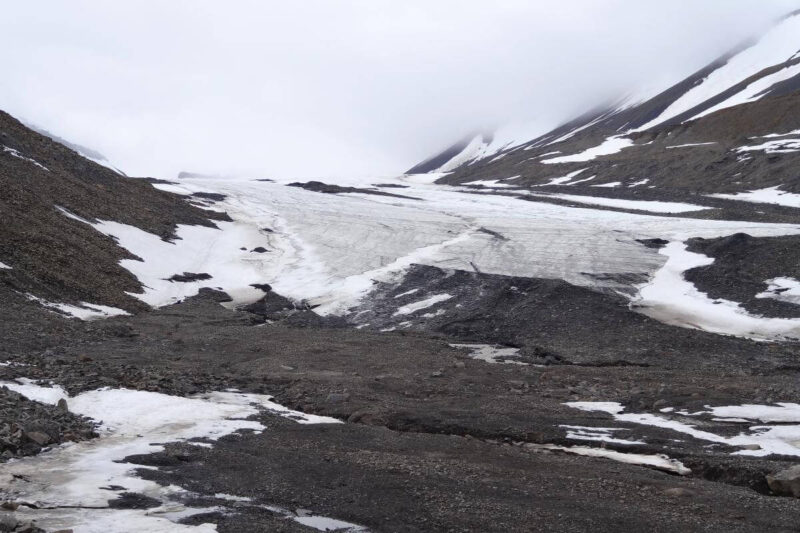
529;194;709;214
736;138;800;154
394;293;453;316
635;12;800;130
2;145;49;171
634;241;800;340
463;179;513;188
530;443;690;475
709;186;800;208
559;425;644;445
24;293;129;320
757;277;800;305
693;60;800;120
541;136;634;164
540;168;587;186
449;344;525;365
0;380;340;532
665;143;718;149
566;401;800;458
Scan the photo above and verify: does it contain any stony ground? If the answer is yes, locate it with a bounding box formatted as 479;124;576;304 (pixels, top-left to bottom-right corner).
3;279;800;531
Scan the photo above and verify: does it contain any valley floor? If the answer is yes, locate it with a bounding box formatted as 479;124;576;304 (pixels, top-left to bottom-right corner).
4;174;800;531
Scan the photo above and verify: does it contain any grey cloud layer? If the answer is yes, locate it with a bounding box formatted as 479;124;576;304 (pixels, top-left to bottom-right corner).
2;0;798;178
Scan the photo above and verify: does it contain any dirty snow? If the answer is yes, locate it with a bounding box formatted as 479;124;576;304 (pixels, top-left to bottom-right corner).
394;293;453;316
24;293;130;320
567;401;800;457
757;277;800;305
449;344;525;365
634;241;800;340
0;380;340;532
2;145;49;171
531;443;690;475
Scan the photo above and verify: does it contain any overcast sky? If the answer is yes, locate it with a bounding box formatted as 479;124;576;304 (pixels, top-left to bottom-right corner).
2;1;798;179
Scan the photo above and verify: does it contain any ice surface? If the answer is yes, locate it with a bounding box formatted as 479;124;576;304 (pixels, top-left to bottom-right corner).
0;380;340;532
634;241;800;340
541;136;634;164
710;186;800;207
56;172;800;334
591;182;622;188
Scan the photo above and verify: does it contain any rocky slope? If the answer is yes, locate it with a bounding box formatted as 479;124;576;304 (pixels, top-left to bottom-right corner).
0;111;228;314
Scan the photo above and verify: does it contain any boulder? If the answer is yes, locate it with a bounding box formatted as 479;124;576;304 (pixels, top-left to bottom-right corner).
767;465;800;497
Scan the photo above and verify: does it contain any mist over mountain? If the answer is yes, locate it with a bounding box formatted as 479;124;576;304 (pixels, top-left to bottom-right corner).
5;4;800;532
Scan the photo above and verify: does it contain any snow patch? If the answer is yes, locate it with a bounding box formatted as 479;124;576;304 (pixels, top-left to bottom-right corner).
449;344;525;365
635;13;800;130
559;425;644;445
757;277;800;305
634;241;800;340
539;168;587;186
665;143;718;149
531;443;690;475
529;194;709;214
541;136;634;164
394;293;453;316
0;380;340;532
566;401;800;458
25;293;130;320
2;145;49;171
709;186;800;208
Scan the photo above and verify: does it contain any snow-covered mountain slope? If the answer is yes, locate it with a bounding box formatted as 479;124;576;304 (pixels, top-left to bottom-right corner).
415;10;800;196
0;111;226;315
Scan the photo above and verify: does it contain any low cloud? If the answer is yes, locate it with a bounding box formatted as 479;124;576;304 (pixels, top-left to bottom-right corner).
2;0;797;178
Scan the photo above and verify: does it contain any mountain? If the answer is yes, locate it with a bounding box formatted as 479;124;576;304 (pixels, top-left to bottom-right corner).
0;110;227;316
413;10;800;196
7;11;800;533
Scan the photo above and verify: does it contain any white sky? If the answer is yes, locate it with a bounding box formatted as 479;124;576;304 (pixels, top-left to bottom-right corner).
2;1;798;179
